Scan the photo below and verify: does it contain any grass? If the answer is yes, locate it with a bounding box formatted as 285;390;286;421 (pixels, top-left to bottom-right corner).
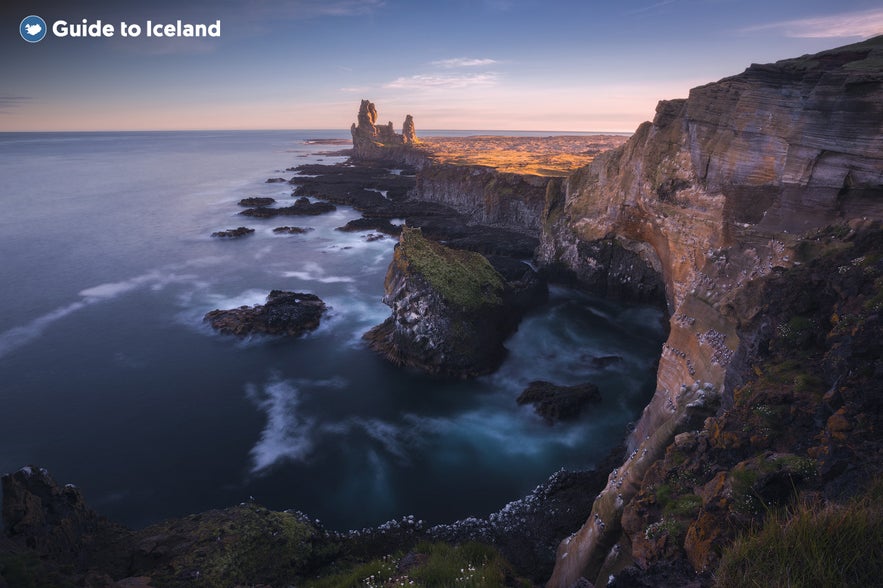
305;542;521;588
714;478;883;587
397;227;504;311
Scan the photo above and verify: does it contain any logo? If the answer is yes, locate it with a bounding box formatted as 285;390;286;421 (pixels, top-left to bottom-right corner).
20;15;47;42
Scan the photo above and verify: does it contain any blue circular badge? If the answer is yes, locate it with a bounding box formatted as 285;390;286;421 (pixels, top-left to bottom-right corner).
20;15;48;43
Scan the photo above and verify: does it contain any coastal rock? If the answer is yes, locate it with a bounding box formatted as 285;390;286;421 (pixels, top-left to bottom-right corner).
517;381;601;424
545;37;883;588
211;226;255;238
204;290;326;337
265;177;287;183
335;217;402;236
364;227;521;377
273;226;312;234
240;197;336;217
351;99;420;162
402;114;417;144
1;466;133;576
238;197;276;207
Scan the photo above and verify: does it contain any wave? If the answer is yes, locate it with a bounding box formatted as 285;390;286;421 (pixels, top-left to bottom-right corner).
247;376;347;473
283;261;354;284
0;263;214;360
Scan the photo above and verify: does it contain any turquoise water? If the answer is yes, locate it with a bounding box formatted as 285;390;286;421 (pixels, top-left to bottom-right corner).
0;131;664;530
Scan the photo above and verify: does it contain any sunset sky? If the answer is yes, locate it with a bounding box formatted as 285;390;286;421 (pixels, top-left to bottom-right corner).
2;0;882;132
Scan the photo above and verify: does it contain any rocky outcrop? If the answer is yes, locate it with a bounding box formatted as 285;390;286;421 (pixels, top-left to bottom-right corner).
544;36;883;587
1;467;134;578
238;196;276;207
211;226;254;238
351;99;420;162
517;381;601;425
204;290;326;337
365;227;544;377
239;197;336;217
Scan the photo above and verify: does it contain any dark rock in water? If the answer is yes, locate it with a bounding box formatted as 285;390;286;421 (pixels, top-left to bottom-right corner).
204;290;326;337
240;197;336;217
587;355;624;369
265;177;287;183
273;226;313;234
238;197;276;207
365;233;386;242
211;226;255;238
517;381;601;424
365;228;530;378
336;217;402;236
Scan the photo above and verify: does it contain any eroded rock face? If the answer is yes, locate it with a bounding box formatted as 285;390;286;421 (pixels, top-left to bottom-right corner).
351;99;419;161
204;290;326;337
1;466;133;576
544;36;883;587
365;227;543;377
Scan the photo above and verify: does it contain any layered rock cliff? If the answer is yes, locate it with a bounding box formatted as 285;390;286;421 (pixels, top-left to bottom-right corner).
543;35;883;587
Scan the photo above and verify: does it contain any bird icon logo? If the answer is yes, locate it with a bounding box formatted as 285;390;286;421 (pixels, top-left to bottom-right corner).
20;15;48;43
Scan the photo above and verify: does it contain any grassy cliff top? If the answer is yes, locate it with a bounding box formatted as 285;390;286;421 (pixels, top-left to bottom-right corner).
396;227;504;310
418;134;629;176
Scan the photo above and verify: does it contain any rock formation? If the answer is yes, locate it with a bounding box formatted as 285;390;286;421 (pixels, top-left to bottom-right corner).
351;99;418;160
364;227;543;377
204;290;326;337
517;381;601;424
543;35;883;587
402;114;417;144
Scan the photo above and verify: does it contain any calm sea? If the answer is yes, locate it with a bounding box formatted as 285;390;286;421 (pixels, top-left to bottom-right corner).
0;130;664;530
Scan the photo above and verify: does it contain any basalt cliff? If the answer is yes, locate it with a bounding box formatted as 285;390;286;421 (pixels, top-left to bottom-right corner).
541;36;883;587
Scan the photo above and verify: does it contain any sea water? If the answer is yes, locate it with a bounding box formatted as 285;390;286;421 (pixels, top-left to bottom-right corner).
0;130;665;530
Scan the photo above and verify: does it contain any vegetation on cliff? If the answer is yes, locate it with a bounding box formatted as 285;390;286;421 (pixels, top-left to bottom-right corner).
395;226;504;310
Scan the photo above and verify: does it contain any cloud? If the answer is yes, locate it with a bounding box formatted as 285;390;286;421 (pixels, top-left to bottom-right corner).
744;8;883;39
432;57;498;68
0;96;34;112
623;0;676;17
384;73;499;90
243;0;385;19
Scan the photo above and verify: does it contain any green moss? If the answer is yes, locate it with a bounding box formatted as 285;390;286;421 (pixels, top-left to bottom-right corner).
664;493;703;519
398;227;504;310
145;505;334;587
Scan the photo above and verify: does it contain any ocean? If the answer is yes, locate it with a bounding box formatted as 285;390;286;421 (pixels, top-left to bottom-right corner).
0;130;664;530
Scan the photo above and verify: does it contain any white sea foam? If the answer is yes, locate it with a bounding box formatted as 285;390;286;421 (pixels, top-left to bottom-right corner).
283;261;354;283
247;379;315;473
0;300;87;359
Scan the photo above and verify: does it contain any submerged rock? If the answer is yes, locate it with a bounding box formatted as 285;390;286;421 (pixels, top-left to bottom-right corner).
238;196;276;207
211;226;255;238
517;381;601;424
365;227;534;377
204;290;326;337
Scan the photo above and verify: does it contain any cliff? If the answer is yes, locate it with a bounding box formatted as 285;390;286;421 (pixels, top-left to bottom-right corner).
543;35;883;586
364;227;546;377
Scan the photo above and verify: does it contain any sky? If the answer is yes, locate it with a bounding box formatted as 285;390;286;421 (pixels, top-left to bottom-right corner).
1;0;882;132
